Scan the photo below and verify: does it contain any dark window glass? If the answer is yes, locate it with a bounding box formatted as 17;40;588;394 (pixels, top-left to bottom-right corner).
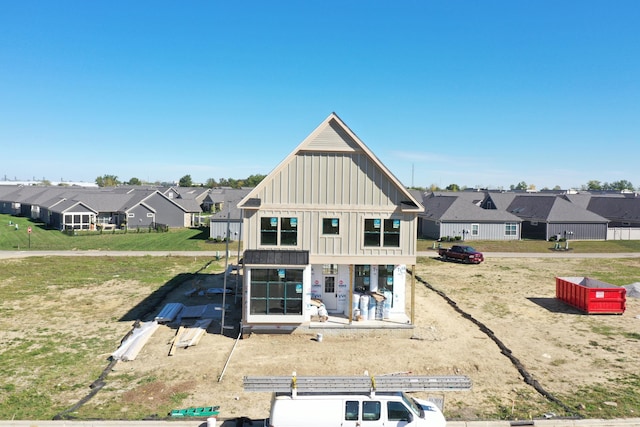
260;217;278;245
280;217;298;246
249;268;303;315
383;219;400;247
362;401;381;421
345;401;359;421
387;401;411;421
322;218;340;235
364;219;381;246
354;265;370;293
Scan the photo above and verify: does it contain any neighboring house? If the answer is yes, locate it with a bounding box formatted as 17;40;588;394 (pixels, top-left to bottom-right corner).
581;194;640;240
165;186;211;210
504;194;609;240
237;113;424;335
208;188;251;241
418;191;522;241
45;199;99;230
40;188;195;230
120;190;195;229
0;186;51;216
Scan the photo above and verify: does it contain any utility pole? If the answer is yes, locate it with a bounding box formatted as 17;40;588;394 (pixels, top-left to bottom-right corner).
220;208;231;334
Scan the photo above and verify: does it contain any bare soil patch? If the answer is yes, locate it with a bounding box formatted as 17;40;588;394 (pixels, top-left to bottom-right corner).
9;255;639;422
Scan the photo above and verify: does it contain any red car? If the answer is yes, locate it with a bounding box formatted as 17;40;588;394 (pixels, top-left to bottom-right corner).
438;245;484;264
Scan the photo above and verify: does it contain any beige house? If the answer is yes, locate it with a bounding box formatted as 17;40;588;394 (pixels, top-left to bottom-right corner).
237;113;423;334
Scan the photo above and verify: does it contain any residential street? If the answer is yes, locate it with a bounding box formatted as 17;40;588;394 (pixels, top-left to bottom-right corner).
1;250;640;260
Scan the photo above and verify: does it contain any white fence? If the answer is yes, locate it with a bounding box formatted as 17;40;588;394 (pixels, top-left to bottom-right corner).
607;227;640;240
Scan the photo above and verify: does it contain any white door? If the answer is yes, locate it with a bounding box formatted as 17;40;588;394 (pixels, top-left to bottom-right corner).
323;276;338;311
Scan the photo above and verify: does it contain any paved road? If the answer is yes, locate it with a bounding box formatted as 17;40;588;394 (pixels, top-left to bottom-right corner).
0;250;223;259
419;251;640;258
2;250;640;260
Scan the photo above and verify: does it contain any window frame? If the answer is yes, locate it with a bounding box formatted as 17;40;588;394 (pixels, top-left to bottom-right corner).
363;218;401;247
259;216;299;246
249;268;304;316
322;217;340;235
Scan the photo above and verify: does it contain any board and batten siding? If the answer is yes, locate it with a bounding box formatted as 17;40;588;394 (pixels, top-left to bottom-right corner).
439;222;520;241
243;209;417;261
260;153;405;208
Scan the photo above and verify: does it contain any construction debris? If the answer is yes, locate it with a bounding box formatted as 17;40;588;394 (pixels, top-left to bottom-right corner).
112;321;160;361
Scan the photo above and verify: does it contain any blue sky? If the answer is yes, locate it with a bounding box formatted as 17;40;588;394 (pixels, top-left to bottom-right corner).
1;1;638;190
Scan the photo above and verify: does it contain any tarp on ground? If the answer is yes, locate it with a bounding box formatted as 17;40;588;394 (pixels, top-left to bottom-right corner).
112;321;160;361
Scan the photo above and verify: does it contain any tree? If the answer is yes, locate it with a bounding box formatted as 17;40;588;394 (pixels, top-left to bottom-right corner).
585;180;602;191
445;183;460;191
179;174;193;187
608;180;635;191
205;178;218;188
244;174;266;187
95;175;120;187
510;181;528;191
127;177;142;186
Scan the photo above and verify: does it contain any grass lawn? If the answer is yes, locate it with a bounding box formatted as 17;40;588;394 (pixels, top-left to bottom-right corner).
3;213;640;253
0;214;232;252
0;255;222;420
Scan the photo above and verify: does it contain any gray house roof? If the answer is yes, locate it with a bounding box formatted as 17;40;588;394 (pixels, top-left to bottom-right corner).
482;192;517;211
507;195;608;223
209;188;251;221
587;196;640;223
421;192;521;222
50;199;98;214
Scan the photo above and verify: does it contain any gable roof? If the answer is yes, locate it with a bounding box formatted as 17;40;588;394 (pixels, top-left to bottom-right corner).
587;196;640;222
507;195;608;223
238;113;423;212
421;192;521;222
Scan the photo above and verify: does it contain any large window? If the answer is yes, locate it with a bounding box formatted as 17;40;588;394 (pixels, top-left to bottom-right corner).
260;216;298;246
354;265;370;293
378;264;394;308
260;217;278;245
280;217;298;245
64;213;93;230
383;219;401;247
505;222;517;236
250;268;303;315
364;218;400;247
378;264;394;290
322;218;340;235
364;219;381;246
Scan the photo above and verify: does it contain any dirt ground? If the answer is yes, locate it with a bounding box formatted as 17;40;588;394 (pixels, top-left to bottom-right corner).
80;255;640;422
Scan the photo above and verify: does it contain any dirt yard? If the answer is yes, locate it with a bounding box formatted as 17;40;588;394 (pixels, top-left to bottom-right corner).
76;255;640;422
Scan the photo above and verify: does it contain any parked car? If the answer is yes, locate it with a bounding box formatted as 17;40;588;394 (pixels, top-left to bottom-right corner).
438;245;484;264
